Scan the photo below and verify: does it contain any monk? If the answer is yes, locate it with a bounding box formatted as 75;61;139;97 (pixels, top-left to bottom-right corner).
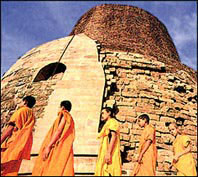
131;114;157;176
32;100;75;176
95;107;122;176
168;122;197;176
1;96;36;176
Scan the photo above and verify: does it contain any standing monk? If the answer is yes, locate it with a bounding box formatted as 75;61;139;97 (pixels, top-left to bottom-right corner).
1;96;36;176
95;107;122;176
32;100;75;176
132;114;157;176
168;122;197;176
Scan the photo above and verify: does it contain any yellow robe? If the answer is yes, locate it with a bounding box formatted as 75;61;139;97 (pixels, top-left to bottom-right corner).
1;106;35;176
32;110;75;176
95;118;122;176
173;135;197;176
132;124;157;176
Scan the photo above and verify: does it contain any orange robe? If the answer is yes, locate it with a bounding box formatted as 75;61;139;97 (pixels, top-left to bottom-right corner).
1;106;35;176
32;110;75;176
173;135;197;176
132;124;157;176
95;118;122;176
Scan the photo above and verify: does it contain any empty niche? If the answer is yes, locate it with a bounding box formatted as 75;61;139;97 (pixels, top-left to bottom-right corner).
33;62;66;82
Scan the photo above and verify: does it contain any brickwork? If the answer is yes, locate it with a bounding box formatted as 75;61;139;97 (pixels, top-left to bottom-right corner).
98;46;197;176
1;37;70;133
1;35;197;176
1;4;197;176
70;4;197;82
70;4;179;62
1;68;60;131
1;34;105;175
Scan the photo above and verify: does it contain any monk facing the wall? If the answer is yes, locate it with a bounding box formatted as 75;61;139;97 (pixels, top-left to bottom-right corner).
95;107;122;176
32;100;75;176
1;96;36;176
132;114;157;176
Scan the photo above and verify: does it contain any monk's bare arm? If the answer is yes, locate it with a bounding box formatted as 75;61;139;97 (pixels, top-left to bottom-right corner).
1;125;14;144
42;114;66;160
138;139;152;163
108;131;117;154
105;131;117;164
47;115;66;149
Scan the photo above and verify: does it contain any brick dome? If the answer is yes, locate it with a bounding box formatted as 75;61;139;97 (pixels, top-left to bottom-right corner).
70;4;179;62
70;4;197;82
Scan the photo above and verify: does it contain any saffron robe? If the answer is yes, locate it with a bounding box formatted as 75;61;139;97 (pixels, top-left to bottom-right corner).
32;110;75;176
173;135;197;176
95;118;122;176
132;124;157;176
1;106;35;176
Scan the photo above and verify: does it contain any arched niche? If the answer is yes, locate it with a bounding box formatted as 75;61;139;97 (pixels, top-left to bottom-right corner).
33;62;66;82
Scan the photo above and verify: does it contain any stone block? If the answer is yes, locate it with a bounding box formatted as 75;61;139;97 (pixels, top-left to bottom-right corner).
156;131;161;137
155;122;169;133
131;135;140;143
131;68;145;74
183;129;197;136
116;115;126;122
135;106;155;114
157;143;171;150
161;134;174;144
131;129;142;136
117;107;136;117
157;162;164;172
120;127;130;134
125;116;136;123
106;74;114;80
184;120;197;126
139;92;158;99
160;116;175;123
19;156;37;174
74;156;97;173
122;91;139;98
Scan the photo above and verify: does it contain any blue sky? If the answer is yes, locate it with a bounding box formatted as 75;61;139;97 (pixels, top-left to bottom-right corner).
1;1;197;76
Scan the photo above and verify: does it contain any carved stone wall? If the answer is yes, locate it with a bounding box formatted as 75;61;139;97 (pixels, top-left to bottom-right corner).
1;36;70;132
1;34;106;176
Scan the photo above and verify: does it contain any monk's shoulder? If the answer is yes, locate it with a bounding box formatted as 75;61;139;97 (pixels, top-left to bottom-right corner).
110;118;119;126
146;124;155;133
108;118;120;131
180;135;191;142
181;134;190;139
149;124;155;130
63;111;74;122
19;106;32;113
